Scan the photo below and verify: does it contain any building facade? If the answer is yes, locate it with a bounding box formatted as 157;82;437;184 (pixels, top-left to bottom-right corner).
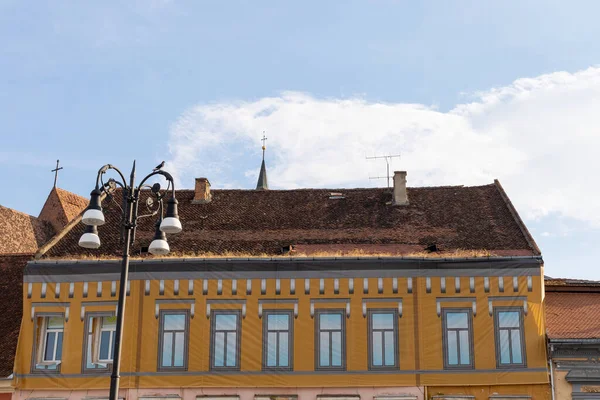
545;279;600;400
7;167;551;400
13;257;549;400
0;186;87;400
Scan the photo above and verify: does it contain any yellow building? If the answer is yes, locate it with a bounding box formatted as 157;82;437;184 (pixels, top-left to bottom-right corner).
13;257;549;400
10;171;550;400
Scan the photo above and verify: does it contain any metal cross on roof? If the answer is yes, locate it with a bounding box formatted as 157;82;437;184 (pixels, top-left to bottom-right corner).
51;159;63;188
261;132;267;159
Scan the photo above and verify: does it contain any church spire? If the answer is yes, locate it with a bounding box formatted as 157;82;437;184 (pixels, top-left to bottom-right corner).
256;132;269;190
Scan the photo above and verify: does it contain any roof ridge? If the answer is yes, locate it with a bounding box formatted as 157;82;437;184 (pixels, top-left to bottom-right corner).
35;191;98;260
169;184;495;192
54;186;87;202
493;179;541;256
0;204;38;220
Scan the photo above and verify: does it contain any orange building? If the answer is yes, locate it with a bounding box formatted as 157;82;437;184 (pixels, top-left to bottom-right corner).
10;168;550;400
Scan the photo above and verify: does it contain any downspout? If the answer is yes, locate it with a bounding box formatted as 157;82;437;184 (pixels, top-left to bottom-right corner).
549;343;556;400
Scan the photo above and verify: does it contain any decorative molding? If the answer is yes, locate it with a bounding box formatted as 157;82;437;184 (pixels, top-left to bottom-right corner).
362;297;403;318
436;297;477;317
310;298;351;318
154;299;196;319
487;296;528;316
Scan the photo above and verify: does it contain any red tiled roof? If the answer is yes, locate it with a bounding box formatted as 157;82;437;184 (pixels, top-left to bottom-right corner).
0;254;29;376
545;291;600;339
545;278;600;288
0;205;54;255
43;182;539;258
38;187;88;233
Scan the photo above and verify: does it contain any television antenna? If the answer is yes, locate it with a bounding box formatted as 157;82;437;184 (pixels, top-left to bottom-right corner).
366;154;401;188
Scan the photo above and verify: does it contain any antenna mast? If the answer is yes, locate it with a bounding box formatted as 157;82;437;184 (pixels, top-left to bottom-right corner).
366;154;401;188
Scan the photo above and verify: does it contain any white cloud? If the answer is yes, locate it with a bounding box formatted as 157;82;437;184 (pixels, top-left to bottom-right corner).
167;67;600;227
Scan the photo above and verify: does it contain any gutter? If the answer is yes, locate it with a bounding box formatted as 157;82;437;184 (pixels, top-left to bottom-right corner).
29;255;544;265
548;338;600;344
549;344;556;400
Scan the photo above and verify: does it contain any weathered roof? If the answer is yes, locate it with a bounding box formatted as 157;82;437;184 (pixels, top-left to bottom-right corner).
545;290;600;340
0;205;54;255
42;181;539;258
0;254;29;376
38;187;88;233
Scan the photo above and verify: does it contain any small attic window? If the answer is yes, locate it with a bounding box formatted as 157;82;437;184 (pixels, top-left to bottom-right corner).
424;243;440;253
329;192;345;199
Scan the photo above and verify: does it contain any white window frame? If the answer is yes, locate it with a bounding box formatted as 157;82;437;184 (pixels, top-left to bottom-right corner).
32;313;64;372
95;315;116;364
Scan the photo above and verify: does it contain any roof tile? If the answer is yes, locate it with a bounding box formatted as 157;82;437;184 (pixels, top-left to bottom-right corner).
45;183;538;258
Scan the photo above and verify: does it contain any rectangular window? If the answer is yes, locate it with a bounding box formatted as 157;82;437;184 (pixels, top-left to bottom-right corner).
494;308;526;367
83;313;116;372
262;310;293;370
32;315;64;372
315;310;345;370
158;310;189;371
442;309;473;369
210;310;241;370
368;310;398;369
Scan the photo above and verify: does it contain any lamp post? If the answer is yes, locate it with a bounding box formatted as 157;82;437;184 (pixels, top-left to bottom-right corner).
78;161;182;400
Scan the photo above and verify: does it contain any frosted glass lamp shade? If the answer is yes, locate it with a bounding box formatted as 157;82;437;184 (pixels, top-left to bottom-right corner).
160;217;182;234
79;226;101;249
149;239;170;255
82;209;105;226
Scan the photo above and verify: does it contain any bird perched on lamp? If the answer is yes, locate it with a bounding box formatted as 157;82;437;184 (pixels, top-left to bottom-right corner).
153;161;165;171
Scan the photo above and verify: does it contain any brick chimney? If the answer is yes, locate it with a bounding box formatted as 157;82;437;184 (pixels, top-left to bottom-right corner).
192;178;212;204
392;171;409;205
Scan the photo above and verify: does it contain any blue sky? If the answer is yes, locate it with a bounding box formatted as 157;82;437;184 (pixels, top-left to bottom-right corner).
1;1;599;278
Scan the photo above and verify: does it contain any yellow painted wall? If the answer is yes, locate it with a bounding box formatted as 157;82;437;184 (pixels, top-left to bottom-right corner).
14;274;548;393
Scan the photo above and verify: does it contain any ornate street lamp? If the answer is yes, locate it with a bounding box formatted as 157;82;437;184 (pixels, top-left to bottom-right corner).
79;161;181;400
